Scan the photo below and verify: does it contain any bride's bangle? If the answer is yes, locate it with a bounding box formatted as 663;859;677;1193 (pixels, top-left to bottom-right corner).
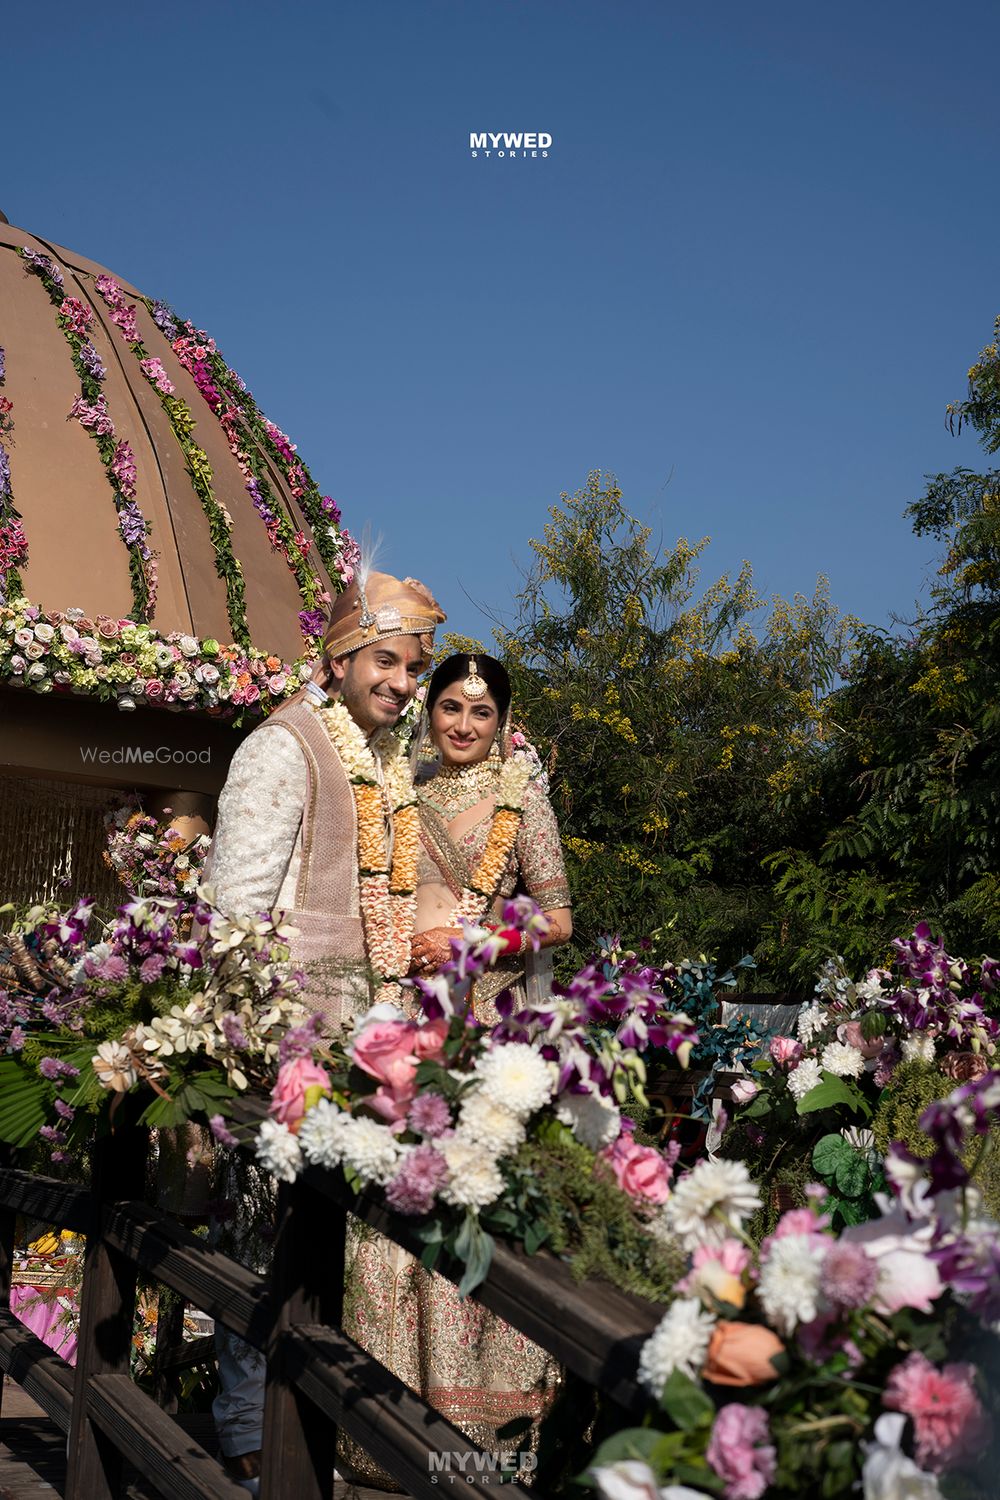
495;927;523;956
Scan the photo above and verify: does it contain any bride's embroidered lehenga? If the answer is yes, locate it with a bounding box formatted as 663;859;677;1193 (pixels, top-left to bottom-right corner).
343;775;571;1470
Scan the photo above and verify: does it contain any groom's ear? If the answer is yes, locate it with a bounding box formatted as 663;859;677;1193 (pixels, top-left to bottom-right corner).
326;653;349;687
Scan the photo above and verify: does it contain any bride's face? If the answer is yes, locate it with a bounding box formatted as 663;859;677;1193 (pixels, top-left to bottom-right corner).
430;682;500;767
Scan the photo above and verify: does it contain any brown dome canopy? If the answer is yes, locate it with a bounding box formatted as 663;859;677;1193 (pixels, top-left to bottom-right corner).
0;219;356;719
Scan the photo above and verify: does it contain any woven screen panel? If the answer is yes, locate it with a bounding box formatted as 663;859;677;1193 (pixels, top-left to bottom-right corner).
0;774;128;908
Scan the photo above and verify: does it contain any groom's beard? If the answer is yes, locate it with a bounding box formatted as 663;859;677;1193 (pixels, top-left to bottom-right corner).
337;660;408;735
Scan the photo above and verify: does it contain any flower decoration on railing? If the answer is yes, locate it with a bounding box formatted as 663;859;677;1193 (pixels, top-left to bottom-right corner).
249;899;700;1293
0;888;311;1153
588;1069;1000;1500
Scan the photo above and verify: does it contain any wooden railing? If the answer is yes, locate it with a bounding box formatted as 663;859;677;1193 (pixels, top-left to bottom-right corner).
0;994;801;1499
0;1104;663;1500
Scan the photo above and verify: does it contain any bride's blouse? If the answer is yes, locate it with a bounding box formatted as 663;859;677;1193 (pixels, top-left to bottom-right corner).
417;776;571;917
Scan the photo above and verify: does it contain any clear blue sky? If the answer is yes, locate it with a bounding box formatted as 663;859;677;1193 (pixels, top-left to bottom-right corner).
5;0;999;646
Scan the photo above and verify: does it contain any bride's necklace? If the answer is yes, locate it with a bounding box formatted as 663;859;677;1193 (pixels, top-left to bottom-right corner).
418;761;498;819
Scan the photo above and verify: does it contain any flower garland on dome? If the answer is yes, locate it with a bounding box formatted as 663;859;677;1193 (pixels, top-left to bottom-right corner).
0;595;313;720
0;346;29;603
149;317;328;647
447;757;534;924
314;699;420;1003
91;275;250;648
20;252;157;620
139;295;358;592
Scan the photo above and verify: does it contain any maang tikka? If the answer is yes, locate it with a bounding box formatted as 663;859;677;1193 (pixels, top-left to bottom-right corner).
461;657;488;700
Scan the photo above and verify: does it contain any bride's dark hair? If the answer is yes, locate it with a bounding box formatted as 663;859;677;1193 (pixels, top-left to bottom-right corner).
425;653;511;719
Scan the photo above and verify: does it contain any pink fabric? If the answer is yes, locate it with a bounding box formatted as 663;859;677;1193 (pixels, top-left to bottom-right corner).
10;1285;78;1364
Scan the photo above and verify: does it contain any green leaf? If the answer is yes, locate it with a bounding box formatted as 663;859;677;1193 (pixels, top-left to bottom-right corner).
833;1151;869;1197
590;1429;663;1467
523;1220;549;1255
811;1133;854;1179
659;1369;715;1431
796;1072;872;1120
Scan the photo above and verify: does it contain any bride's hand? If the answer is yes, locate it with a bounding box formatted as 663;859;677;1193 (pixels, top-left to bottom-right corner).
409;927;461;974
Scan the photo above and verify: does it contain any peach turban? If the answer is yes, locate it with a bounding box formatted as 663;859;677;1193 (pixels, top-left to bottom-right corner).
322;572;445;666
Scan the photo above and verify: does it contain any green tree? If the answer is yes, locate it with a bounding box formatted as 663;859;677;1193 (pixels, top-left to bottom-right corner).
488;472;854;979
758;318;1000;978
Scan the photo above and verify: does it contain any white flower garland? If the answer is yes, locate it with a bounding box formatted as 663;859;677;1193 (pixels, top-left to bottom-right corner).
448;757;534;925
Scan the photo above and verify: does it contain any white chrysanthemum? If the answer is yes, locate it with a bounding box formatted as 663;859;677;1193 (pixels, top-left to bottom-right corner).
555;1089;622;1151
439;1135;505;1210
901;1034;937;1064
665;1159;762;1250
820;1041;865;1078
796;1002;827;1043
298;1098;353;1169
474;1043;556;1119
457;1088;527;1157
787;1058;824;1101
757;1232;828;1336
636;1297;717;1397
255;1118;303;1184
339;1115;403;1185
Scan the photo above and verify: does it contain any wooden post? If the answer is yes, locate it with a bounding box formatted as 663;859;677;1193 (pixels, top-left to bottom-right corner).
65;1122;149;1500
259;1176;345;1500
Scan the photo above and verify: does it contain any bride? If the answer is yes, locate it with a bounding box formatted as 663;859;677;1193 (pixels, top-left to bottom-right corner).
344;652;573;1474
409;651;572;1007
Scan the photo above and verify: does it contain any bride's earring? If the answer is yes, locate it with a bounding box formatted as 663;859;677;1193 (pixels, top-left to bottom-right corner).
485;738;502;772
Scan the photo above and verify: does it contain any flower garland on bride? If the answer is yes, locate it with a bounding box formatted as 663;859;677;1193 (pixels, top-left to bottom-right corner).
444;756;534;925
315;699;420;1003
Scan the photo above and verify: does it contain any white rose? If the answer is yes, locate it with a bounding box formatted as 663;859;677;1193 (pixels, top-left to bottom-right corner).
178;634;200;657
13;628;34;648
26;662;48;681
33;623;55;643
861;1413;942;1499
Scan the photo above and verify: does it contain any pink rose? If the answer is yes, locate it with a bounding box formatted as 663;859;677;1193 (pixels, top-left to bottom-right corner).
840;1021;884;1060
770;1036;803;1068
352;1020;420;1092
600;1134;672;1204
269;1057;331;1133
96;617;121;640
144;679;165;702
412;1019;449;1060
730;1076;759;1104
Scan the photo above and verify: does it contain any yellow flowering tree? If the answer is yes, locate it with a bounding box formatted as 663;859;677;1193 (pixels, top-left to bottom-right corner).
492;472;854;979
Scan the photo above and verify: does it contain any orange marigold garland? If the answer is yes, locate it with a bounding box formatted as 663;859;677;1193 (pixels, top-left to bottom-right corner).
447;759;533;925
314;700;418;1003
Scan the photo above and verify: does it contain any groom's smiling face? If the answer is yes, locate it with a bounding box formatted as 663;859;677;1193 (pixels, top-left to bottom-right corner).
330;636;424;733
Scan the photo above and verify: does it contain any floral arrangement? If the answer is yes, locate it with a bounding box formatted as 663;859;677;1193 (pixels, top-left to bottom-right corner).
0;344;29;603
721;930;999;1229
0;889;311;1150
0;596;316;720
103;803;210;903
588;1068;1000;1500
249;899;700;1293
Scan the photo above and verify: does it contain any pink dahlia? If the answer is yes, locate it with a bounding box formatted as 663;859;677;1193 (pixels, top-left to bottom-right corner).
820;1239;878;1309
884;1350;990;1473
706;1402;777;1500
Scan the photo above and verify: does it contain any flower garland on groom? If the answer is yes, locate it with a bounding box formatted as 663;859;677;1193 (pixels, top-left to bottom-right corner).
204;562;445;1023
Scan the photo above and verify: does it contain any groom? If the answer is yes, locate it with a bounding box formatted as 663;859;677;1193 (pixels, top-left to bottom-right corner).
204;567;445;1490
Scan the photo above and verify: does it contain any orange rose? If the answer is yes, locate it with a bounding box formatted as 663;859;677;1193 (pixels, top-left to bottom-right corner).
702;1321;785;1387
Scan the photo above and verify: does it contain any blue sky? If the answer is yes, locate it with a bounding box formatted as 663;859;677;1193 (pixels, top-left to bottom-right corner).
5;0;999;646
